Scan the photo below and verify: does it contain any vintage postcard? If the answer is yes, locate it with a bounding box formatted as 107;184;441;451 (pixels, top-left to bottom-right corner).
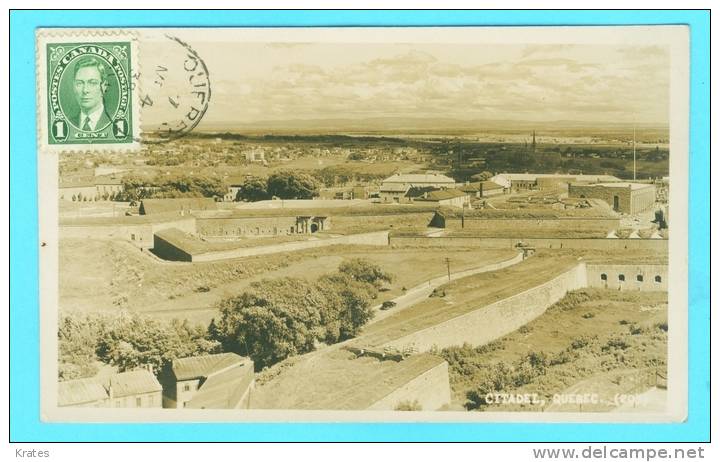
38;26;689;423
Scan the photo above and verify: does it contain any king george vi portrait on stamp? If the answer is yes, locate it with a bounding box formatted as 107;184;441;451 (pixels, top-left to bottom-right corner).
39;34;139;149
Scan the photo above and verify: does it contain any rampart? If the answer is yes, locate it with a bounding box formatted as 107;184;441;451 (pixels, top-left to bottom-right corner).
60;217;196;250
586;264;668;291
389;235;668;252
154;230;390;262
383;264;588;353
382;262;668;354
440;217;621;235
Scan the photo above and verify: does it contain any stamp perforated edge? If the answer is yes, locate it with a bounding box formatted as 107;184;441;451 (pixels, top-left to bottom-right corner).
36;28;142;153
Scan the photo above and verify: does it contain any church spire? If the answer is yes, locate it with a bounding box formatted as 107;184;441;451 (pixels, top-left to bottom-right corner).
531;130;536;154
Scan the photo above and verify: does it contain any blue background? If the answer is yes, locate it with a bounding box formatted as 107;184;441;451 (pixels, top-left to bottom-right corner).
10;10;710;442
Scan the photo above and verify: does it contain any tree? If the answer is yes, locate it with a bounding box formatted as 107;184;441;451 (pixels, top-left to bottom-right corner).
474;171;493;181
235;176;270;202
338;258;394;288
267;171;319;199
96;315;220;373
212;264;387;368
58;312;102;381
316;273;376;341
213;279;325;369
58;312;220;379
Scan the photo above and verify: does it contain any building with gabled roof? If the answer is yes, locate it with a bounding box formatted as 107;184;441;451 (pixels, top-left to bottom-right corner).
381;172;456;189
414;189;471;208
58;369;162;408
58;377;110;408
459;181;506;198
161;352;255;409
490;173;621;191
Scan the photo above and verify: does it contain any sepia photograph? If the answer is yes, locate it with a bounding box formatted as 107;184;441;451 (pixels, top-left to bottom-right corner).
37;26;689;422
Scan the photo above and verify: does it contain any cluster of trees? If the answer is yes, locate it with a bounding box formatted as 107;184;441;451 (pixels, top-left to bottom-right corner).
59;259;394;379
312;166;387;188
117;173;225;202
69;191;122;202
210;259;393;369
233;171;320;201
58;312;219;381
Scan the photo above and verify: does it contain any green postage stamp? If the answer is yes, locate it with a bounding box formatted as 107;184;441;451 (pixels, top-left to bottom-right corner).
38;31;140;150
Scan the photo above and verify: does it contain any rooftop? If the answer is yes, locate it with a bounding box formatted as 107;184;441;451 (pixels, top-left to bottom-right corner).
416;189;468;201
109;369;163;398
459;181;504;192
379;183;410;193
383;173;455;185
172;352;249;381
58;377;108;406
495;173;621;182
58;369;162;406
251;349;446;410
185;362;255;409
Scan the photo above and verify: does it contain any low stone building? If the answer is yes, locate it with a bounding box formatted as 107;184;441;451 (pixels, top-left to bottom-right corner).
459;181;506;198
414;189;471;208
568;182;656;215
378;183;411;203
491;173;621;191
139;198;217;216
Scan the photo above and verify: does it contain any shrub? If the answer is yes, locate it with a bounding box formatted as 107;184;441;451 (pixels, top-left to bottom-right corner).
602;337;630;351
552;290;592;311
655;322;668;332
570;336;592;350
339;258;394;288
582;312;595;319
395;399;422;411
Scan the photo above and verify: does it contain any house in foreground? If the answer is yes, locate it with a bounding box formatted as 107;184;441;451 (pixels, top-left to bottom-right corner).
161;352;255;409
58;369;162;408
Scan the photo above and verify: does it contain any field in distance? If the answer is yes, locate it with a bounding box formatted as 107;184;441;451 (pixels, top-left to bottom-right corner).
59;238;517;324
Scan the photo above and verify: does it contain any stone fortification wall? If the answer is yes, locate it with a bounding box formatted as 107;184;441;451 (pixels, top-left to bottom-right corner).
586;264;668;291
191;231;389;262
383;264;588;353
366;361;451;411
60;218;196;250
197;216;303;238
390;236;668;252
443;217;620;234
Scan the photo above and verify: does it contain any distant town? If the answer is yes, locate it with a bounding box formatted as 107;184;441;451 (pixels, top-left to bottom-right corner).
57;128;670;412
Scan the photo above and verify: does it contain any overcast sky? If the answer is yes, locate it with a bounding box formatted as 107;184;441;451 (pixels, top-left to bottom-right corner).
140;39;670;127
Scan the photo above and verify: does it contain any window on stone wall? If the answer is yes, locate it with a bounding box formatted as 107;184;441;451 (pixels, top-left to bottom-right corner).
618;274;625;281
601;273;607;281
183;383;190;392
637;275;644;282
136;397;142;407
655;275;662;283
